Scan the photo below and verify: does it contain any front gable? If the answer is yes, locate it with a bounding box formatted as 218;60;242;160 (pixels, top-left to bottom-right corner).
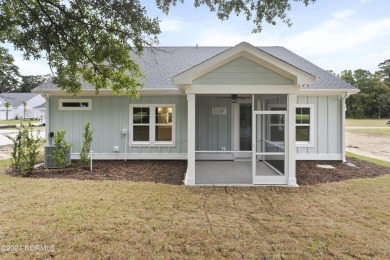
174;42;316;93
193;56;294;85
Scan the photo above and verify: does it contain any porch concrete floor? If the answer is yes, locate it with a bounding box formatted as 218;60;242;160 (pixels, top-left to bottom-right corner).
195;161;279;185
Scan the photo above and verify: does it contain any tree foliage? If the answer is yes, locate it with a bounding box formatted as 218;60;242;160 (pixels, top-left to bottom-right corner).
80;120;94;164
0;47;20;93
6;124;44;176
53;129;72;167
158;0;315;33
341;61;390;119
4;101;11;120
19;74;50;92
0;0;315;96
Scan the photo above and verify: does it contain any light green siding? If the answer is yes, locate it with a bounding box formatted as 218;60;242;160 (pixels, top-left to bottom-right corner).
49;95;188;155
296;95;342;156
193;57;293;85
195;96;231;151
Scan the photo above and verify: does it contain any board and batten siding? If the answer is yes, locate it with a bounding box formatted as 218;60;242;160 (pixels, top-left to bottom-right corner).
296;95;342;160
48;95;188;158
193;57;293;85
196;96;231;151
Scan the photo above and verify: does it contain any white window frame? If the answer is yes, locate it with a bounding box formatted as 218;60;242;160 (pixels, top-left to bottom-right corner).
129;104;175;146
267;103;315;147
59;99;92;110
266;104;287;146
296;104;314;147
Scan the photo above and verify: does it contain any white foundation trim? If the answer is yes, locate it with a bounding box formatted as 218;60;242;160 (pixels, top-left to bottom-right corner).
296;154;342;160
71;153;187;160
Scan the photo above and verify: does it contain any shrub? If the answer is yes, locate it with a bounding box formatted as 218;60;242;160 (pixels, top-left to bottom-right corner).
80;120;94;164
53;129;72;167
6;124;44;176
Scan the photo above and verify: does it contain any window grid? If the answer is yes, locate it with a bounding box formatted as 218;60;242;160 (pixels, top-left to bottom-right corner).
130;104;175;146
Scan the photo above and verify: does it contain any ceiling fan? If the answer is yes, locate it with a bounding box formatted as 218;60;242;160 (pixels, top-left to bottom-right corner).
216;94;251;103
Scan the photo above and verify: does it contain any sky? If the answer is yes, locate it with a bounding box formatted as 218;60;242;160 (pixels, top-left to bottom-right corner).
3;0;390;76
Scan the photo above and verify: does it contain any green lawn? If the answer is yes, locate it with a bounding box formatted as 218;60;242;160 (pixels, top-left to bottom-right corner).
346;118;390;127
347;127;390;136
0;120;40;125
0;161;389;259
347;151;390;168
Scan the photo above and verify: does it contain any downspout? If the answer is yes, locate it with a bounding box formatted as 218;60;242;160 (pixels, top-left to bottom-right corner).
42;94;50;145
342;92;351;162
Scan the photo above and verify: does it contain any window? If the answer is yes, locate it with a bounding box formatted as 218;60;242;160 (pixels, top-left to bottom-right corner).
269;106;286;142
267;104;314;147
296;104;314;147
59;99;92;110
130;104;175;145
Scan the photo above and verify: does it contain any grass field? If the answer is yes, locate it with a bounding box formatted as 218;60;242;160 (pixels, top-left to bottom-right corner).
0;161;389;259
346;118;390;127
347;127;390;136
0;120;40;125
347;151;390;168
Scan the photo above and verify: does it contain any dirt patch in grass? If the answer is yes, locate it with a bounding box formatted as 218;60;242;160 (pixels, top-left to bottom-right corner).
30;160;187;185
297;157;390;185
17;157;390;186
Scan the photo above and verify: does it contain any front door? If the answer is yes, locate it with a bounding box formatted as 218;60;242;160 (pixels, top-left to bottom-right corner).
232;102;252;160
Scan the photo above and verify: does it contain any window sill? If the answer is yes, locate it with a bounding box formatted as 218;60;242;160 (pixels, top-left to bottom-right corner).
130;142;175;147
296;142;314;148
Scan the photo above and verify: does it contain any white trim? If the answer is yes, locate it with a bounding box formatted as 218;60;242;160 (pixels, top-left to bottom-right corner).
71;153;187;160
266;103;315;148
59;99;92;110
196;154;234;160
296;104;315;148
296;154;342;160
341;92;350;162
300;89;359;95
253;175;288;185
33;88;183;96
186;84;299;94
174;42;316;87
129;104;176;146
186;94;196;186
287;94;297;186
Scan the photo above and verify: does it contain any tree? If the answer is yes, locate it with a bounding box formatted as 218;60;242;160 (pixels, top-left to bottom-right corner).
19;74;51;92
80;120;94;164
4;101;11;120
22;100;27;118
342;65;390;119
0;47;21;93
0;0;316;97
378;59;390;85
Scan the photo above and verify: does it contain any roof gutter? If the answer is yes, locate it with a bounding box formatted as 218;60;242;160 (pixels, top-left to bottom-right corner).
32;88;183;96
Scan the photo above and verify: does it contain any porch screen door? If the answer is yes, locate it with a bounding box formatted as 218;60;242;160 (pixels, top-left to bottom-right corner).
252;110;288;185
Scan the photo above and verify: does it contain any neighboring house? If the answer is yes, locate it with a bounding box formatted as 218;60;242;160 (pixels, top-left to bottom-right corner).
0;93;46;120
33;42;358;186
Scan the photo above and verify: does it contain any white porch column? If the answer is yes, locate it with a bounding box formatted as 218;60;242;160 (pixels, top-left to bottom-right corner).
185;93;196;185
287;94;298;186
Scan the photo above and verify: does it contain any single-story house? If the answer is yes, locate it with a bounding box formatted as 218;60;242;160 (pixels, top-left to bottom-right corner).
33;42;358;186
0;93;46;120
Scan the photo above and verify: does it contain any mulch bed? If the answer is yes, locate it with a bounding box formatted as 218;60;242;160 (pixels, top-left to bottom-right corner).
296;157;390;185
11;157;390;186
30;160;187;185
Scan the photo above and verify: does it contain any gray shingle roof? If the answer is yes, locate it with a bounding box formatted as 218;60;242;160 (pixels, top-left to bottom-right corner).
0;93;39;107
34;46;356;91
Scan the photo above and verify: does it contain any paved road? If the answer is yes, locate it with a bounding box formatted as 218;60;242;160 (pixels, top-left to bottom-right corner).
0;129;46;147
